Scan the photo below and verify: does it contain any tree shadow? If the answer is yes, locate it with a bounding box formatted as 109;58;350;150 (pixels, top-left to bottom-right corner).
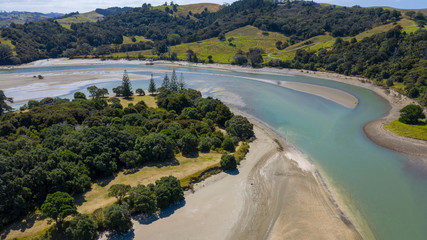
133;200;186;225
0;214;41;239
181;152;199;158
224;168;239;175
144;158;180;168
104;229;135;240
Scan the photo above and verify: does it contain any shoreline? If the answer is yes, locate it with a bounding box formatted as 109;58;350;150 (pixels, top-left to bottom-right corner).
150;60;427;159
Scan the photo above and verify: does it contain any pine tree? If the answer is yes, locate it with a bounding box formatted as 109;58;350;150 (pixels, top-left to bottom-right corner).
162;73;170;89
170;69;178;91
178;73;186;91
122;70;133;99
148;74;156;94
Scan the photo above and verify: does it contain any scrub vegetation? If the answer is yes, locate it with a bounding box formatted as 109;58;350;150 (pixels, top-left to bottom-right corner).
0;71;254;238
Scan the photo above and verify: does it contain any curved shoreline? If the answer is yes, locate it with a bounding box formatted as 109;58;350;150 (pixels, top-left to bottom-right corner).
151;60;426;159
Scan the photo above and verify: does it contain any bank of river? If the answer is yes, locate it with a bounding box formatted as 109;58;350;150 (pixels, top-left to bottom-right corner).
1;60;427;240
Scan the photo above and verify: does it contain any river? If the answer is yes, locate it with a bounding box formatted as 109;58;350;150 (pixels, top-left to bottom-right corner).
2;62;427;240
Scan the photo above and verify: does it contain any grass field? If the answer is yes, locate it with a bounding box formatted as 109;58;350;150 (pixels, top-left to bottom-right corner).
153;3;221;18
386;120;427;140
57;14;96;27
169;25;288;63
78;152;223;214
114;95;157;108
122;35;152;44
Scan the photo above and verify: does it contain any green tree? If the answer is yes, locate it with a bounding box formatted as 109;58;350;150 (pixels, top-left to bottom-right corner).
247;48;265;67
73;92;86;100
154;176;184;209
96;88;109;98
162;73;170;89
128;185;157;215
41;191;77;224
122;70;133;99
0;90;13;116
135;133;174;162
220;154;237;170
178;133;199;156
113;86;124;97
399;104;425;124
0;44;12;64
108;184;131;203
136;88;145;96
148;74;157;94
103;204;133;234
221;137;235;152
87;86;99;99
225;115;254;140
65;214;98;240
170;69;179;91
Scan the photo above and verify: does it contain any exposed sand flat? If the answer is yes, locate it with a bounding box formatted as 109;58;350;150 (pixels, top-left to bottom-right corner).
281;81;358;108
98;122;361;240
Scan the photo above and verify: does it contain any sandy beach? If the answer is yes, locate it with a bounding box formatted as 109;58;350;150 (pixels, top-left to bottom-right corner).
2;58;425;239
98;121;362;240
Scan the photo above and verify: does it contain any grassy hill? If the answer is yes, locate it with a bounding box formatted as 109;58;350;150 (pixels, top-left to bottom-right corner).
0;11;62;27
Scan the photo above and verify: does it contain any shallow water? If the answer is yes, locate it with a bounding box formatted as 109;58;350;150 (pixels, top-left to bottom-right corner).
4;63;427;240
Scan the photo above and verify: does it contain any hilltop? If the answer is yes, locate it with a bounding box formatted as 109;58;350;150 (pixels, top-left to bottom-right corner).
0;11;63;27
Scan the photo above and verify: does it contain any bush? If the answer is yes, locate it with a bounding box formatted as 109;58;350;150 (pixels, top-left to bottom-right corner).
65;214;98;240
178;133;199;156
220;154;237;170
128;185;157;215
154;176;184;209
225;115;254;140
221;137;235;152
199;138;211;153
103;203;133;234
135;133;174;162
399;104;425;124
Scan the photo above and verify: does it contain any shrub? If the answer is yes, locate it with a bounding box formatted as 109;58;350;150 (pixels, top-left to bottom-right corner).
221;137;235;152
65;214;98;240
399;104;425;124
103;203;133;234
220;154;237;170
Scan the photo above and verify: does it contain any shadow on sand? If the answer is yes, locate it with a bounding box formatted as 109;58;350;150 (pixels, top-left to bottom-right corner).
0;214;42;240
133;200;187;225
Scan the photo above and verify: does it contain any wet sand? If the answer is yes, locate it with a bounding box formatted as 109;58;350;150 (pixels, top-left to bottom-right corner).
99;121;362;240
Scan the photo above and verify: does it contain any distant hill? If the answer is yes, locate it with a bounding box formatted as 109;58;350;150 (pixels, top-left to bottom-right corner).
0;11;63;27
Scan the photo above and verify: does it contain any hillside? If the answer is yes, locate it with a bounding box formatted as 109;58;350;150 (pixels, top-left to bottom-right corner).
0;0;426;104
0;11;63;27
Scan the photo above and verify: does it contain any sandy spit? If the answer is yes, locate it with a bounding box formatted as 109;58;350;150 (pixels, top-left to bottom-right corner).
98;118;362;240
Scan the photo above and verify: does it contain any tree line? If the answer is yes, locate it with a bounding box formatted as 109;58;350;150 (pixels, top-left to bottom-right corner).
0;71;254;231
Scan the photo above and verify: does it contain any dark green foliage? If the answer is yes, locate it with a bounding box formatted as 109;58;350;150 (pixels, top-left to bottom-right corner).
122;70;133;99
154;176;184;209
74;92;86;100
0;90;13;116
128;184;157;215
221;137;235;152
225;115;254;140
119;150;141;169
220;154;237;170
103;203;133;234
135;133;174;162
41;191;77;224
199;138;211;153
148;74;156;94
108;184;131;203
87;86;99;99
0;83;248;229
65;214;98;240
178;133;199;156
267;26;427;103
399;104;425;124
136;88;145;96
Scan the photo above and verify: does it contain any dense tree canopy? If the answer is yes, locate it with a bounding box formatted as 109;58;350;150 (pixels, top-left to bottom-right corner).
40;191;77;224
0;76;249;229
399;104;426;124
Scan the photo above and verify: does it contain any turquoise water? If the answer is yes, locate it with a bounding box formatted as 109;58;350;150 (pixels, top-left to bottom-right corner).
3;64;427;239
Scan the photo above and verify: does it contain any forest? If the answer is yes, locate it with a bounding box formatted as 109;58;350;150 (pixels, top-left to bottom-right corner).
0;71;254;232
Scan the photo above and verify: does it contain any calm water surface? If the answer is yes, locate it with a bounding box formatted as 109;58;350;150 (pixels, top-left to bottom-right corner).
3;63;427;240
